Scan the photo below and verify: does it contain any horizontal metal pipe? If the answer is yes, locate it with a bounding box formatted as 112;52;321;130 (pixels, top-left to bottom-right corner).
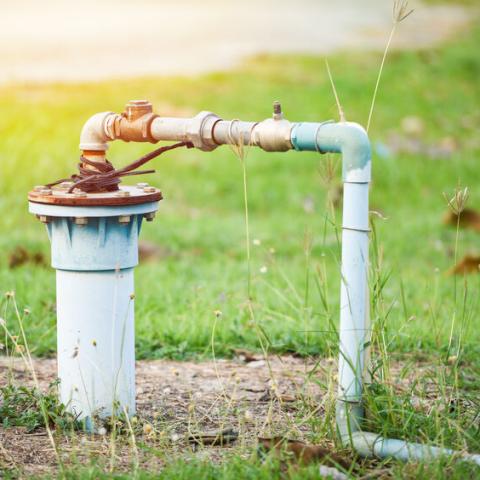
150;117;191;142
211;120;258;146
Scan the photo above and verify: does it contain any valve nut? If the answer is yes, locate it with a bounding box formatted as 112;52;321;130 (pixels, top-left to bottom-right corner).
187;111;221;151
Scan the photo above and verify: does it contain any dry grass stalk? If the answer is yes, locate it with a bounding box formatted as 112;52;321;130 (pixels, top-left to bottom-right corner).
366;0;414;132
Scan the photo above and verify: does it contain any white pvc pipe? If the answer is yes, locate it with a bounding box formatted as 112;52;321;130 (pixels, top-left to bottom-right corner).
338;182;369;402
56;268;136;422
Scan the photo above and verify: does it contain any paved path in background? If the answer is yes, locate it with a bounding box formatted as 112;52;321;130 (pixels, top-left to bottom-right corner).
0;0;470;83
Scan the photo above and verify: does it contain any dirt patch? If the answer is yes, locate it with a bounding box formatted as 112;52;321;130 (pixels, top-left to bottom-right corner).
0;355;338;476
0;355;454;477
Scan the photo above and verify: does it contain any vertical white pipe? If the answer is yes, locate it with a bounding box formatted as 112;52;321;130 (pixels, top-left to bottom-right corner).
56;268;135;422
338;182;370;402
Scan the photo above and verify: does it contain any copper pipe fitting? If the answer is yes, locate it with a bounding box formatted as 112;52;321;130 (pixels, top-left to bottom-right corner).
111;100;159;143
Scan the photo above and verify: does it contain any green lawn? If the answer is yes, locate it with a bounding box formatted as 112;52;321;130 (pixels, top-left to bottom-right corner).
1;24;479;362
1;12;480;480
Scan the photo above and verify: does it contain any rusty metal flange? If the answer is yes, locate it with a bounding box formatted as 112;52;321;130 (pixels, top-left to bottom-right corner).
28;184;162;207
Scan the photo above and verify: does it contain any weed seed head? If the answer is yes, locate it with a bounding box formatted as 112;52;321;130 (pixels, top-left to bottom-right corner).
143;423;153;435
393;0;414;24
445;187;469;215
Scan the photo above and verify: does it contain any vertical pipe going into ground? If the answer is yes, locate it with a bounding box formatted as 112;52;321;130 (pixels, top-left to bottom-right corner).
291;120;480;465
28;202;159;429
56;268;135;422
291;119;371;437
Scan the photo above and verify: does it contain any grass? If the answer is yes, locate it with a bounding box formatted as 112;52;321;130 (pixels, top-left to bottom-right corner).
0;12;480;480
1;23;479;361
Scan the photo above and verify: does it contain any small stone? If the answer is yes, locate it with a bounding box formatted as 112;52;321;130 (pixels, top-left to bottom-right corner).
318;465;348;480
247;360;266;369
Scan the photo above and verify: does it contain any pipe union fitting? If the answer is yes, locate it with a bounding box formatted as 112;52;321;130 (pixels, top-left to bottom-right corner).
252;118;292;152
187;111;221;151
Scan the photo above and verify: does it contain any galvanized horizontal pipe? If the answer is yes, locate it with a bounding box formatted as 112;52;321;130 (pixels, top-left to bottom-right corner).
150;117;193;143
211;120;258;146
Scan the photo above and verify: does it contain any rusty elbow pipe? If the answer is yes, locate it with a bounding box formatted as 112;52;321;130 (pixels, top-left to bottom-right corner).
79;100;162;157
79;111;116;152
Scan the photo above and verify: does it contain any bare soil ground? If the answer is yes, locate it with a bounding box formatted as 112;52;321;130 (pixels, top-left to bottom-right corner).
0;355;332;476
0;354;433;477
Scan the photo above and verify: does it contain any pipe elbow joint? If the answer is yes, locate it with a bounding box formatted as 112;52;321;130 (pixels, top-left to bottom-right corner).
334;122;371;183
291;121;371;183
79;112;116;152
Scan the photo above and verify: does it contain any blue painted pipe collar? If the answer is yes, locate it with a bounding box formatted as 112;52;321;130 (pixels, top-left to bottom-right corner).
29;202;158;271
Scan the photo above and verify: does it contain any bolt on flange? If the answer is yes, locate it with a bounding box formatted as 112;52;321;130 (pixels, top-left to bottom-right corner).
36;214;52;224
144;212;156;222
118;215;131;224
58;181;75;189
74;217;88;226
116;190;131;198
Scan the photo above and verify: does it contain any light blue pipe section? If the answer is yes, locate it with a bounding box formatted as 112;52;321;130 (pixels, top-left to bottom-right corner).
292;120;371;403
29;202;158;270
28;200;159;426
291;121;371;182
291;120;480;466
352;431;480;466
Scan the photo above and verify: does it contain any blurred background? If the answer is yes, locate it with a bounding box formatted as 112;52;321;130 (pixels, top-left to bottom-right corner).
0;0;479;361
0;0;469;82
